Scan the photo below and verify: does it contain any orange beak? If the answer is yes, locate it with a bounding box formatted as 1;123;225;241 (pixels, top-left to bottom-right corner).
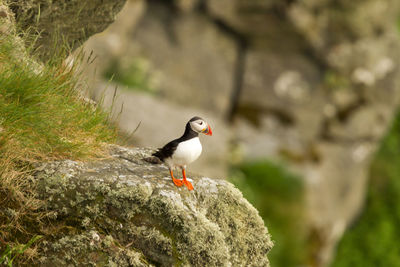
202;125;212;136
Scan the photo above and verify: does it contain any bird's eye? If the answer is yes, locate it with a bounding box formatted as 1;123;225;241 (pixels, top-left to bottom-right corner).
200;122;203;125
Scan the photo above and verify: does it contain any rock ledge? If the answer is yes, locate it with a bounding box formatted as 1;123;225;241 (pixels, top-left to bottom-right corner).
36;146;272;266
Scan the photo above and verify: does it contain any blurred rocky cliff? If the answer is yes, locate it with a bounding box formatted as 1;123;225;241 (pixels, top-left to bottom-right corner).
82;0;400;265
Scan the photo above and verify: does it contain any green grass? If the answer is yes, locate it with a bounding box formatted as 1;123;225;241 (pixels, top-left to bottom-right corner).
0;37;116;160
103;58;156;93
332;113;400;267
0;235;42;266
230;160;307;267
0;28;117;264
397;16;400;33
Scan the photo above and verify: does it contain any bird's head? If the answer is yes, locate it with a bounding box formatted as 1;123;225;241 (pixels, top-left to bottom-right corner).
188;116;212;136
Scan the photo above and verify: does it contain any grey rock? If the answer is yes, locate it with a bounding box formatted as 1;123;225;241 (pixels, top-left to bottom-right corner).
288;0;400;53
206;0;279;36
35;146;273;266
8;0;127;60
175;0;201;13
241;48;325;142
331;89;358;111
82;0;146;76
328;105;391;141
130;1;237;114
302;140;376;265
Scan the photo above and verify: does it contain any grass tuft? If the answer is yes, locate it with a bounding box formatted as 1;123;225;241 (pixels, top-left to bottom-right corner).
0;27;117;264
0;235;42;266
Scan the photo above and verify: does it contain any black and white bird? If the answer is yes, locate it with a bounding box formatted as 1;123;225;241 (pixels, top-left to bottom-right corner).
152;116;212;191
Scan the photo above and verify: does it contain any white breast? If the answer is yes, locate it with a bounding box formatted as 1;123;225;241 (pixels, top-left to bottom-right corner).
166;137;202;168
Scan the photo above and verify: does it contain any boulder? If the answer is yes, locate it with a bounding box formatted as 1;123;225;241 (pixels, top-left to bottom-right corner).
8;0;127;60
35;146;273;266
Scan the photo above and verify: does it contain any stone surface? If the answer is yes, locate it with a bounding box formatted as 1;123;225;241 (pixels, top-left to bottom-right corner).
328;105;391;141
288;0;400;53
8;0;127;60
35;146;273;266
129;0;237;114
206;0;280;36
82;0;146;77
240;48;325;143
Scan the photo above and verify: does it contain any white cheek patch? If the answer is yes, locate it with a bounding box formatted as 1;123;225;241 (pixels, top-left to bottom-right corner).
190;121;204;132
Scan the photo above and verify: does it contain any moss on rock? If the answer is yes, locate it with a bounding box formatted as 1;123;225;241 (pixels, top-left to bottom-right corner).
35;146;273;266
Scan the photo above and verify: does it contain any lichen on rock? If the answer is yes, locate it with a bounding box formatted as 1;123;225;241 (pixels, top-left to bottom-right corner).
35;146;273;266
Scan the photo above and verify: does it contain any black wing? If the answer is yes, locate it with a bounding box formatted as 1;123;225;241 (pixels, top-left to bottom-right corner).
152;139;179;162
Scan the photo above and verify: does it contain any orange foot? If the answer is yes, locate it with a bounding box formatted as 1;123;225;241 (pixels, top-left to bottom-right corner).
183;179;194;191
172;177;183;187
170;170;183;187
182;169;194;191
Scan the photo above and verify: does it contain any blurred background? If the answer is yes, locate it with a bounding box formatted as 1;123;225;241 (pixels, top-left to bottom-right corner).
77;0;400;266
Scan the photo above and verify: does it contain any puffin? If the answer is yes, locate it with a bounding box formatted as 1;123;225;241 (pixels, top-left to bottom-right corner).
152;116;212;191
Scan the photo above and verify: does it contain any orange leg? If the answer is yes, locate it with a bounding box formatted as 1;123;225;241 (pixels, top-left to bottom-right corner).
170;169;183;187
182;168;194;191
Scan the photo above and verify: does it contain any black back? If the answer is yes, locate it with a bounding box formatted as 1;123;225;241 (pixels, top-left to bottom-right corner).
152;118;200;161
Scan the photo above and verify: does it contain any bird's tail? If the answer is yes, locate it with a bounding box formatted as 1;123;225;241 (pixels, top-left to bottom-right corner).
143;156;163;164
